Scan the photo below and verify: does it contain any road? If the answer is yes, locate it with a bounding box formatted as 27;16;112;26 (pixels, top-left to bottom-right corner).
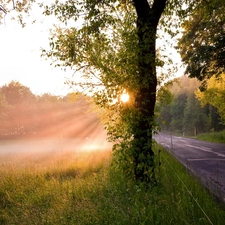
153;132;225;203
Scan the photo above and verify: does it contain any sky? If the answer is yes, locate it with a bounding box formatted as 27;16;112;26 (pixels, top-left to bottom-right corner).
0;12;71;96
0;6;185;97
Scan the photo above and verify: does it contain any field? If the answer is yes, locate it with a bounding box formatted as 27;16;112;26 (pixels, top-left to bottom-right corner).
197;130;225;144
0;140;225;225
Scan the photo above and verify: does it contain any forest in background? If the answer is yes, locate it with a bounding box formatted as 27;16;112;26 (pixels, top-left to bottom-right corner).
1;76;225;140
157;75;225;136
0;81;99;140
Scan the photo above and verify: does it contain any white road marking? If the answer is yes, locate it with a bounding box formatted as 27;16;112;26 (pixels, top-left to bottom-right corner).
188;158;225;161
216;153;225;157
179;140;187;143
186;144;225;158
186;144;211;152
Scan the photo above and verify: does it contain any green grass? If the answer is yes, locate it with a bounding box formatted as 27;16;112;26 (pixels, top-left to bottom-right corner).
196;130;225;143
0;145;225;225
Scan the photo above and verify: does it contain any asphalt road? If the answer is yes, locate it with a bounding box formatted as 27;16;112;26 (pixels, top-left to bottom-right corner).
153;132;225;203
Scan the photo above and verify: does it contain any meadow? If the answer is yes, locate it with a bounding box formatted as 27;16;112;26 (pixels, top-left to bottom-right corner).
0;141;225;225
197;130;225;144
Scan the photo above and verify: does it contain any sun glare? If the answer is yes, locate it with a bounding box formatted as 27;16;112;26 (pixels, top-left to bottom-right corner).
120;93;129;103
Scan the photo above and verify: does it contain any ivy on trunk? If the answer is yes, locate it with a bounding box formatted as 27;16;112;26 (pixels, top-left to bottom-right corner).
131;0;167;182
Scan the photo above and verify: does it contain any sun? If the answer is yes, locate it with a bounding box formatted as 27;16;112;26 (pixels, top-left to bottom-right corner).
120;93;130;103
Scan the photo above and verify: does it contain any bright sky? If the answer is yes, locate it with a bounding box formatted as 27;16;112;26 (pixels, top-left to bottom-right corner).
0;12;71;96
0;6;184;97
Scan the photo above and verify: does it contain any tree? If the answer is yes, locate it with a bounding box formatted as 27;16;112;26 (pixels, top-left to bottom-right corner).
195;74;225;124
1;0;195;182
39;0;170;182
170;93;187;133
155;82;174;131
0;81;37;136
0;81;35;105
131;0;167;181
178;0;225;84
183;93;210;136
0;92;9;136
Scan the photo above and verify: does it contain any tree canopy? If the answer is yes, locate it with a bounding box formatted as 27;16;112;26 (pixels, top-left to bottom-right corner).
196;74;225;124
1;81;35;105
178;0;225;84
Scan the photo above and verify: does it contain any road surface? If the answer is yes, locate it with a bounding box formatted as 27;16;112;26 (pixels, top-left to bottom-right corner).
153;132;225;203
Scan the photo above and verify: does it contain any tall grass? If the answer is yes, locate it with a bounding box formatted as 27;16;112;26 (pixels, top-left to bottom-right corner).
196;130;225;143
0;145;225;224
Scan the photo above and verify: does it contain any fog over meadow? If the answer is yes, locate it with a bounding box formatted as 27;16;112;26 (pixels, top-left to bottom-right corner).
0;82;112;158
0;132;111;156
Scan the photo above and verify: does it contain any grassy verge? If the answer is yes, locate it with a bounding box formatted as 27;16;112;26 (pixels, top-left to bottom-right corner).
196;130;225;143
0;145;225;225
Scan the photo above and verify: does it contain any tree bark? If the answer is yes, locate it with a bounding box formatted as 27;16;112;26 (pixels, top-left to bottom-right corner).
132;0;167;182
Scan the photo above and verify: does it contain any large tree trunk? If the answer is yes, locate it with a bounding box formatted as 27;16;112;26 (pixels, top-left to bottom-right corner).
132;0;167;182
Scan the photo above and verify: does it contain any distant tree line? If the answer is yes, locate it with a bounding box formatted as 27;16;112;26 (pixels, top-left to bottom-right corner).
157;76;225;136
1;78;224;140
0;81;98;139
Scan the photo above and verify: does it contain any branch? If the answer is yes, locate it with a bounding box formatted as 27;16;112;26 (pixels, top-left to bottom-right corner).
152;0;167;25
12;0;15;9
0;5;7;14
132;0;167;27
132;0;150;18
0;0;15;15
